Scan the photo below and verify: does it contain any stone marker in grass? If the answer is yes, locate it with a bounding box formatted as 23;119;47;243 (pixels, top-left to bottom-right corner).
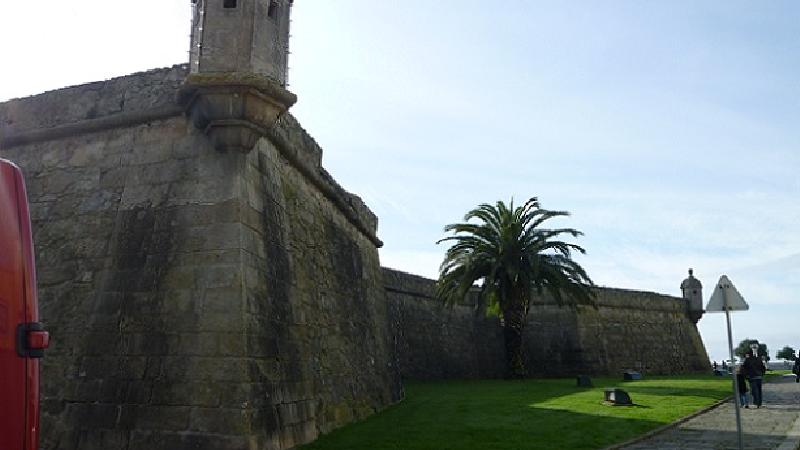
576;375;593;387
604;388;633;406
623;371;642;381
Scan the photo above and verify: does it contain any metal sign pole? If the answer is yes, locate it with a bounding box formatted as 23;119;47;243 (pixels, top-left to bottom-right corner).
724;288;744;450
706;274;749;450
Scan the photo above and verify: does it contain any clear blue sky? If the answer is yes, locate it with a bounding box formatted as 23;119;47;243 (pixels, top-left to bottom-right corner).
1;1;798;363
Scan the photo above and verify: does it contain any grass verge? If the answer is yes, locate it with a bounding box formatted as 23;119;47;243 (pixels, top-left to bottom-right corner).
766;369;796;381
301;375;730;450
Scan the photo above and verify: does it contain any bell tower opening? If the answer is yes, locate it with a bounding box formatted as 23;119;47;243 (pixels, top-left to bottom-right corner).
268;0;278;18
224;0;237;8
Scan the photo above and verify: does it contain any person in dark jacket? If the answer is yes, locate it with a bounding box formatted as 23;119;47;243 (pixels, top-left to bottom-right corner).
742;351;767;408
792;357;800;383
736;367;749;408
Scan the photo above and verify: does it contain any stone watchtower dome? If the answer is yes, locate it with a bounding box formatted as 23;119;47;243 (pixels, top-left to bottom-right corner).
680;268;704;324
181;0;298;152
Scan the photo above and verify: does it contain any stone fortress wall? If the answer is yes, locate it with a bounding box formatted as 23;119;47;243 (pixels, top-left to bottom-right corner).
385;268;710;380
1;65;401;450
0;44;709;450
0;65;711;449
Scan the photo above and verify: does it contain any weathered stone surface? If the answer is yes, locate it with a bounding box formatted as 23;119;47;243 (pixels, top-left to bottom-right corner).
385;268;710;379
0;62;709;450
179;73;297;153
1;66;401;450
0;65;187;147
604;388;633;405
237;136;402;441
189;0;292;86
385;269;506;380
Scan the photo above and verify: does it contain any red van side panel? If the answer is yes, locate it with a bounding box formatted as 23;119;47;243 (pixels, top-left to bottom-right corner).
0;159;41;450
18;164;42;450
16;162;42;450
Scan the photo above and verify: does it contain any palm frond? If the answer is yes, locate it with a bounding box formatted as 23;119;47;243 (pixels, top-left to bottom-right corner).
436;196;596;315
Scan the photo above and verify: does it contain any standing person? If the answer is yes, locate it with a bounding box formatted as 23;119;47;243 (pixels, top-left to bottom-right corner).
713;361;718;371
792;356;800;383
743;351;767;408
736;367;749;408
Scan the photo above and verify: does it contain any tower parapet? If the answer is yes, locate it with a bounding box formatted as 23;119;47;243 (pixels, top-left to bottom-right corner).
681;268;704;323
182;0;297;152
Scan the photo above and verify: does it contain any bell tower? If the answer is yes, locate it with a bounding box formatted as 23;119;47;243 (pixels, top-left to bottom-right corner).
182;0;297;152
189;0;293;85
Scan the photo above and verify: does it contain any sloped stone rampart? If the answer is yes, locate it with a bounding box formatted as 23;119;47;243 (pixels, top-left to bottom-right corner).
573;288;710;375
384;268;710;379
0;67;400;450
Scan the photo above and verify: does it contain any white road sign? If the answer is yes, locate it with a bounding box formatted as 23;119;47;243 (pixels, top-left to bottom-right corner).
706;275;749;312
704;274;749;449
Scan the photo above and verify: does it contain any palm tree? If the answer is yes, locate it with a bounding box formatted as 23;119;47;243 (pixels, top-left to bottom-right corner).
436;197;595;378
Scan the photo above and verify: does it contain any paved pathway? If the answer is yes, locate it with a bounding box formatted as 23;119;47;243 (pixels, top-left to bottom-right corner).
620;376;800;450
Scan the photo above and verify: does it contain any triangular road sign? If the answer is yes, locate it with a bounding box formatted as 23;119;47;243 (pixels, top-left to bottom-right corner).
706;275;749;312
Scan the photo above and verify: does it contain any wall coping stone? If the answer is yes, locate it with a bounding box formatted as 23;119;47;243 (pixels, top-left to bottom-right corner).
382;267;689;312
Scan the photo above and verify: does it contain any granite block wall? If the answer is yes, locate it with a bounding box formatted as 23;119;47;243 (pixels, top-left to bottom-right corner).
384;268;710;379
0;66;401;450
384;269;505;380
573;288;710;374
0;62;709;450
237;119;402;447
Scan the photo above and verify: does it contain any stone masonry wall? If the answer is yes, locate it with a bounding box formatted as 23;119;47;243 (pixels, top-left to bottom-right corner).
1;117;247;449
236;122;402;448
384;269;505;380
573;289;710;375
0;63;708;449
0;66;400;450
384;268;710;379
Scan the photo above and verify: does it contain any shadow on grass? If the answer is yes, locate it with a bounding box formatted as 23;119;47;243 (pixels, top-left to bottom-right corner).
299;377;731;450
301;403;665;450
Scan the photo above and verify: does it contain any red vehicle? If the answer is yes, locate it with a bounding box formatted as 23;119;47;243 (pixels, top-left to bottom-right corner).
0;158;49;450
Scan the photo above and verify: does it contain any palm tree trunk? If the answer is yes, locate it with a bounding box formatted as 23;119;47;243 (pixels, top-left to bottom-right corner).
503;300;527;378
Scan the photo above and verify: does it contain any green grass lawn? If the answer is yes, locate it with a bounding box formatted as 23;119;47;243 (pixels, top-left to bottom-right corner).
301;375;731;450
766;369;796;382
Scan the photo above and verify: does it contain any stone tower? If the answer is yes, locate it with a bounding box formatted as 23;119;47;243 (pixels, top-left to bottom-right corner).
681;268;704;323
183;0;297;152
189;0;292;85
1;1;403;447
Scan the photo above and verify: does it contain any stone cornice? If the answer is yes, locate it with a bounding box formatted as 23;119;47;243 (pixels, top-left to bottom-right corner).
381;267;690;312
0;105;184;149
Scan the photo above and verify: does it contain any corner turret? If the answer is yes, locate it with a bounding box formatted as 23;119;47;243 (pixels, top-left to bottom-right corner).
189;0;293;85
680;268;704;324
182;0;297;152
